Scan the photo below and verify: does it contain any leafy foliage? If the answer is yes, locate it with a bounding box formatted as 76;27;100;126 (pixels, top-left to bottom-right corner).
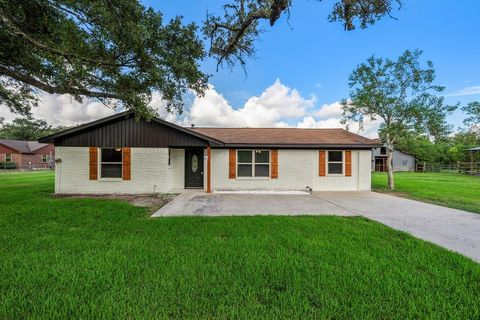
1;0;405;117
204;0;403;68
0;117;67;140
342;49;456;189
462;101;480;129
395;131;480;164
0;0;208;117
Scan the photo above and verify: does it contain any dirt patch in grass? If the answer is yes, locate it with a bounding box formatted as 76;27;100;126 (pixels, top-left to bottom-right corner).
56;193;177;213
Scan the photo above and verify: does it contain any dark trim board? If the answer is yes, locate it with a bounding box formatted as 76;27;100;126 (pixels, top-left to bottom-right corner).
39;111;222;148
39;111;222;147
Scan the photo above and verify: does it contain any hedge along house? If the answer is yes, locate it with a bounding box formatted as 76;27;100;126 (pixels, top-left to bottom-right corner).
39;111;379;194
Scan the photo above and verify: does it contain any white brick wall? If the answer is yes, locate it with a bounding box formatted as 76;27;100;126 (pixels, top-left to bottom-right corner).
55;147;184;194
211;149;371;192
55;147;372;194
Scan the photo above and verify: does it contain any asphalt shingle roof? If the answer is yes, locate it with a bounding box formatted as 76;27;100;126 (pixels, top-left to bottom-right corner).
0;140;49;153
190;128;377;146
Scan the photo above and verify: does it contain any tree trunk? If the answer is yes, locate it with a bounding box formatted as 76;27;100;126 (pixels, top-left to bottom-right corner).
386;140;395;190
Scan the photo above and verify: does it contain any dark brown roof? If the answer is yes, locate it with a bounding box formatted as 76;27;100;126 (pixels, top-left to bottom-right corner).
0;139;50;153
190;128;378;147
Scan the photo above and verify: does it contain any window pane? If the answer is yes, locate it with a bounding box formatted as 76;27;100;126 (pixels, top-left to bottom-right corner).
101;148;122;162
238;164;252;177
328;151;343;162
255;164;269;177
101;164;122;178
254;150;269;163
328;163;343;174
238;150;252;163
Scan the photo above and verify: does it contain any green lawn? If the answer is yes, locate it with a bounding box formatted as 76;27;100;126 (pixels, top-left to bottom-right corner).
1;171;480;319
372;172;480;214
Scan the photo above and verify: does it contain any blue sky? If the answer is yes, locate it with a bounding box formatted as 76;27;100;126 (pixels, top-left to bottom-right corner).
145;0;479;132
3;1;477;136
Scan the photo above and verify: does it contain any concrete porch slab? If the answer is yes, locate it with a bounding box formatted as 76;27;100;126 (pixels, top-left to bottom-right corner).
152;192;355;217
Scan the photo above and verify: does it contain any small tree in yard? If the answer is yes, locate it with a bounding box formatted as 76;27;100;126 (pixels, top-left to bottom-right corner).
462;101;480;129
342;49;456;190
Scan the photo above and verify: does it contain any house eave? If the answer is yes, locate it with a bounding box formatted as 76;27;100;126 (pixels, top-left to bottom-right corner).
214;143;381;149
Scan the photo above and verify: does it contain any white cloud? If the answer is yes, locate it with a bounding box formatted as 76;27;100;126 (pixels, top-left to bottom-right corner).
1;94;116;126
186;79;315;127
447;85;480;97
297;115;381;138
0;79;379;138
314;101;344;118
150;92;177;123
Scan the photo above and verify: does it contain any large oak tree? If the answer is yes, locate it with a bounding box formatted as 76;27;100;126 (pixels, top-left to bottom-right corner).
1;0;402;117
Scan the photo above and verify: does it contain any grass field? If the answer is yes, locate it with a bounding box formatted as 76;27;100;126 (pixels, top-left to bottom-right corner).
1;171;480;319
372;172;480;214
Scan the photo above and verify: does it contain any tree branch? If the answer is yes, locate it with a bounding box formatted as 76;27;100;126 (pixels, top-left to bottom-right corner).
0;14;133;68
0;65;120;100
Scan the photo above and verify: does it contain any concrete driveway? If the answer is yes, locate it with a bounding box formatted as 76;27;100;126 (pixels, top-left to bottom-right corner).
152;191;480;262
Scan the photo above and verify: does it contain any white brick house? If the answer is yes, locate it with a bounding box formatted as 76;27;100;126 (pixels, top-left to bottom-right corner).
40;111;379;194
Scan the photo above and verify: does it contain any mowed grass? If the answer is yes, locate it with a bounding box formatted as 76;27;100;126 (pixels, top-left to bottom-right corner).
372;172;480;214
1;172;480;319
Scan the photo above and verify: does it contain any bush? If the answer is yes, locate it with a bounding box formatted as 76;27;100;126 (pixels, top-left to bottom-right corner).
0;162;17;170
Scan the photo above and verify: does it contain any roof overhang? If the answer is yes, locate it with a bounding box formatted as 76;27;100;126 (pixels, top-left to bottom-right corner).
214;143;381;149
38;111;224;146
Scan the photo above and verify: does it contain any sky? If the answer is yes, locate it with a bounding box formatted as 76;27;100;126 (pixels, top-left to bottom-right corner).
2;0;479;138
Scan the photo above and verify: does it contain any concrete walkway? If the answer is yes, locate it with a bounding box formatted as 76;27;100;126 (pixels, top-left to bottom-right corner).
152;191;480;262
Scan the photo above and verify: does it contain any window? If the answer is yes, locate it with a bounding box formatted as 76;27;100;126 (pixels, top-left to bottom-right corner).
42;155;48;163
237;150;270;178
402;160;408;166
380;147;387;155
5;154;12;163
100;148;122;178
327;151;343;174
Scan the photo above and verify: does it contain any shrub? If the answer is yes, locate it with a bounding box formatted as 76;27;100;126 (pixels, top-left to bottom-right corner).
0;162;17;170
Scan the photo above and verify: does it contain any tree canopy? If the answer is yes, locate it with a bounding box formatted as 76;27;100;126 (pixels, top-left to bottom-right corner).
0;117;67;140
0;0;208;118
342;49;456;189
1;0;402;117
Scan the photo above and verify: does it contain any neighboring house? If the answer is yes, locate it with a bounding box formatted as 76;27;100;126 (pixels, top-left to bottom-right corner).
39;111;379;194
0;139;55;169
371;141;416;172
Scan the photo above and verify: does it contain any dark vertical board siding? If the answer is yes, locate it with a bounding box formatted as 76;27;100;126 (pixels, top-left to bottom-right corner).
55;115;208;147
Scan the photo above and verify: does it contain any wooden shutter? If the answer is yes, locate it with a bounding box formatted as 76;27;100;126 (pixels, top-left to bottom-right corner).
271;149;278;179
229;149;236;179
122;147;131;180
89;147;98;180
345;150;352;177
319;150;326;177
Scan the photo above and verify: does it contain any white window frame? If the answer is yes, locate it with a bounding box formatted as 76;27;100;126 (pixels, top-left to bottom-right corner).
42;154;48;163
5;154;12;163
236;149;270;179
326;150;344;176
99;148;123;180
